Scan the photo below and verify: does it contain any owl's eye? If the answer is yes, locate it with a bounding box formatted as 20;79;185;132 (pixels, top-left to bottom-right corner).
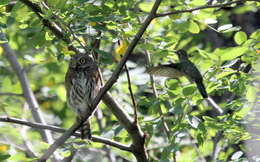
79;58;86;64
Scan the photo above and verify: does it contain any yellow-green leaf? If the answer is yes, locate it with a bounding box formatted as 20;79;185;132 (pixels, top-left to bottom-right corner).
234;31;247;45
189;21;200;34
57;85;66;102
213;47;248;61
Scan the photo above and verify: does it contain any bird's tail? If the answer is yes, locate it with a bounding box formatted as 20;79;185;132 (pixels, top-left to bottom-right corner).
195;80;224;115
80;119;91;139
195;80;208;98
206;97;224;115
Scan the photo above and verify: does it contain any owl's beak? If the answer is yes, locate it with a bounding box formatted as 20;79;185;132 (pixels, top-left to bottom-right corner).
70;59;77;69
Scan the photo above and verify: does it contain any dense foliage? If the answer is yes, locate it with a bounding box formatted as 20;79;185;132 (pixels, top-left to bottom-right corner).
0;0;259;161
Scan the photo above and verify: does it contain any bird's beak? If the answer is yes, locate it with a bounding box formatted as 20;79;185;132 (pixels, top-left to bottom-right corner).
70;59;77;69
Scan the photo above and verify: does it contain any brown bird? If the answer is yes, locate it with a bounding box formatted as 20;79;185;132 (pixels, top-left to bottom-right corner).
65;53;101;139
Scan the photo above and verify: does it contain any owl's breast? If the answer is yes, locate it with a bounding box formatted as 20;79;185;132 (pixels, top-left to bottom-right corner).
67;72;90;114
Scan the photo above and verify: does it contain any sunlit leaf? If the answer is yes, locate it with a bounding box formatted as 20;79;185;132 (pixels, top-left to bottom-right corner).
213;47;248;61
189;21;200;34
234;31;247;45
217;24;232;31
204;18;217;24
246;86;256;102
45;32;54;41
61;150;71;158
57;85;66;102
18;24;28;29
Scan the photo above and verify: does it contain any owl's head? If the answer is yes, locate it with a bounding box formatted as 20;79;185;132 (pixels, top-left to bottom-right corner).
69;54;96;70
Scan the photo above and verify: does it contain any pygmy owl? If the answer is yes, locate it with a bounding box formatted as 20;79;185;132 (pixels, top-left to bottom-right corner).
65;53;101;139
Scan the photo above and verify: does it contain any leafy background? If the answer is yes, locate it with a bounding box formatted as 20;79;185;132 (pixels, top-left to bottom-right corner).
0;0;260;161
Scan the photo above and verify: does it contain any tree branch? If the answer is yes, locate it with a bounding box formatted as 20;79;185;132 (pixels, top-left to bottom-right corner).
125;65;138;123
19;0;80;54
0;92;23;96
0;116;132;152
155;0;257;18
17;2;137;150
144;49;171;139
39;0;162;161
1;36;60;161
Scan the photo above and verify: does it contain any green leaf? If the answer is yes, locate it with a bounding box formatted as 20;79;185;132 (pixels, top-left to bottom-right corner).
216;70;236;79
246;86;256;102
182;85;196;96
18;24;28;29
189;0;207;6
45;32;54;41
0;153;10;161
61;150;71;158
189;21;200;34
57;85;66;102
0;0;10;5
250;30;260;39
138;2;153;12
213;47;248;61
234;31;247;45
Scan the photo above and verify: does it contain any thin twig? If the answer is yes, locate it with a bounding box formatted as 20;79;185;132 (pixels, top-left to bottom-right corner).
144;50;171;139
18;2;138;151
21;102;38;158
40;1;89;52
0;139;37;158
0;116;132;152
188;131;206;162
124;65;138;123
90;33;115;162
1;32;60;161
18;0;160;161
19;0;80;54
0;92;23;96
211;131;223;160
155;0;257;18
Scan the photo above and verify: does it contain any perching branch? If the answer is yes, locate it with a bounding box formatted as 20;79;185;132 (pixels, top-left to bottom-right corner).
39;0;162;161
155;0;257;18
17;1;136;145
17;2;136;146
0;116;132;152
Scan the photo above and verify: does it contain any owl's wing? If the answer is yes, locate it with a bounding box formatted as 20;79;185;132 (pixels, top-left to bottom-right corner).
65;68;76;99
147;63;185;79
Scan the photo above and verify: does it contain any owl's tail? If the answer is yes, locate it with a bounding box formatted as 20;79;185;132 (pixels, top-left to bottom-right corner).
80;119;91;139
